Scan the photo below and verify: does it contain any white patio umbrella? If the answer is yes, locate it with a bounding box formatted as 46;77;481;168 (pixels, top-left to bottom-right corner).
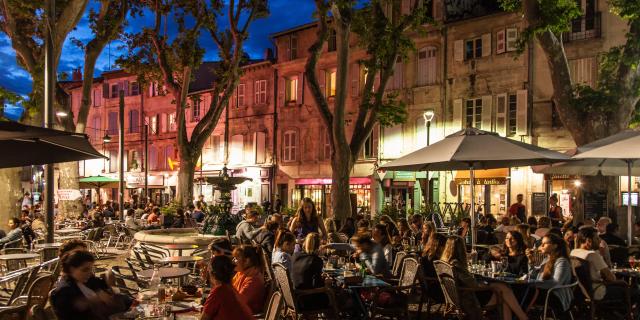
570;130;640;245
381;128;572;247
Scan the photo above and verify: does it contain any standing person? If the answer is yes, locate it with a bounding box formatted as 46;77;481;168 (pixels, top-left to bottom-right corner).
201;255;255;320
289;198;328;245
508;194;527;224
231;245;265;314
274;197;282;214
21;192;32;209
548;194;564;227
526;234;573;316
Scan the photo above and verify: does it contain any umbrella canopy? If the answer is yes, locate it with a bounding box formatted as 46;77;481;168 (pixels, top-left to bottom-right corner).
79;175;120;189
381;128;572;248
0;121;105;168
571;130;640;245
381;128;572;171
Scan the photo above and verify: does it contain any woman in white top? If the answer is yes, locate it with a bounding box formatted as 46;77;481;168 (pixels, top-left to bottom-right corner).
372;223;393;267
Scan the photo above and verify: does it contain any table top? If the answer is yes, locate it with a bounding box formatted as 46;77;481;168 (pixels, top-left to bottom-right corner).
335;274;390;289
473;272;542;285
137;267;191;279
34;243;63;248
160;244;200;250
55;228;82;234
0;253;39;260
55;235;84;241
161;256;204;263
612;268;640;277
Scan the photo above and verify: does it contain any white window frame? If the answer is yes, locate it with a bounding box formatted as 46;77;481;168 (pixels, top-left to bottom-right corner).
285;77;298;103
283;130;298;162
254;80;267;105
465;98;483;128
168;112;177;132
236;84;245;107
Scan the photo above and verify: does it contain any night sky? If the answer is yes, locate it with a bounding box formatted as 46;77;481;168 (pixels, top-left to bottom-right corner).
0;0;317;97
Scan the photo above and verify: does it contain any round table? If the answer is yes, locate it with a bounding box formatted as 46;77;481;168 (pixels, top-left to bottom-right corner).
34;243;63;249
159;244;200;256
138;267;191;281
55;235;84;241
0;253;39;261
55;228;82;235
161;256;204;267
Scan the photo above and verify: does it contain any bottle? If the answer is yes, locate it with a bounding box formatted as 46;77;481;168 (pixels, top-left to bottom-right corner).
157;282;166;303
149;265;161;296
360;262;367;278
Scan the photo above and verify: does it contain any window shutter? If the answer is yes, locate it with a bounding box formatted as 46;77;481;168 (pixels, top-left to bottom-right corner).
516;90;528;136
481;33;492;57
350;63;359;97
318;69;326;97
506;28;518;52
161;113;168;133
393;60;403;90
123;80;130;96
481;95;493;131
283;38;290;62
103;83;109;99
496;29;506;54
297;73;304;105
454;40;464;62
452;99;463;132
495;94;507;136
255;132;266;164
244;134;253;164
278;77;285;106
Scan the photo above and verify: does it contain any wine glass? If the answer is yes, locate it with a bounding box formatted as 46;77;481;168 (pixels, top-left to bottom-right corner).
630;257;637;270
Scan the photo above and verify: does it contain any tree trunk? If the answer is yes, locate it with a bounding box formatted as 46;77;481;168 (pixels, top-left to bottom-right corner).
57;161;82;219
331;149;354;223
177;153;196;207
0;167;23;223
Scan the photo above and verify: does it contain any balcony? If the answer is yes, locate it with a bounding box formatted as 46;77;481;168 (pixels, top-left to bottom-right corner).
563;12;601;43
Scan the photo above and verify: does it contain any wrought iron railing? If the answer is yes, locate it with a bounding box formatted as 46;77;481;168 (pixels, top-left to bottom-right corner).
563;12;601;43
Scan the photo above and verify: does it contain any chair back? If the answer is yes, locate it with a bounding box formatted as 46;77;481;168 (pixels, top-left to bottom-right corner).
260;247;275;284
398;257;419;294
24;275;54;311
263;291;284;320
22;265;41;296
494;231;506;244
570;256;594;301
433;260;462;309
40;247;58;262
530;250;545;267
85;228;97;241
272;263;298;312
7;270;30;305
3;238;22;249
392;251;408;277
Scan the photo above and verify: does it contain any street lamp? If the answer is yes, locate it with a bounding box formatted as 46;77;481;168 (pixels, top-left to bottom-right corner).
56;110;68;117
423;109;435;208
102;133;112;143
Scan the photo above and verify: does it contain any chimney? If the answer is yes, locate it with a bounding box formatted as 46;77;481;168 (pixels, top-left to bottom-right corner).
264;48;273;61
72;68;82;81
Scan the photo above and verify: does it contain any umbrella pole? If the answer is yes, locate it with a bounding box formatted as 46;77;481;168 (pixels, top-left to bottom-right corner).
470;166;476;248
628;160;633;246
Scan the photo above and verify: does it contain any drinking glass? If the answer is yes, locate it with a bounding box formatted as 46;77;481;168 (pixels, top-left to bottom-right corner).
630;257;636;270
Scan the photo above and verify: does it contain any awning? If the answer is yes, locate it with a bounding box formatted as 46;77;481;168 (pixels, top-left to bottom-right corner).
295;177;371;185
454;168;509;179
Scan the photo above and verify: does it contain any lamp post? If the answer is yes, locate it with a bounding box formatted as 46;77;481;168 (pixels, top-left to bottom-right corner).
423;109;435;207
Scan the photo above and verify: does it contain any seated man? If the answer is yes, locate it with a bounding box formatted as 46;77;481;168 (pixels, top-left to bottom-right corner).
352;234;391;278
599;223;626;247
570;227;639;309
0;218;23;248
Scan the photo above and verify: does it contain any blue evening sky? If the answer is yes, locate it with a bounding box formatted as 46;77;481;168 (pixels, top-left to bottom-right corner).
0;0;317;97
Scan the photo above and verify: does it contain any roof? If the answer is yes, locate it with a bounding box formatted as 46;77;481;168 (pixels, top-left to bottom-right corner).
270;20;319;38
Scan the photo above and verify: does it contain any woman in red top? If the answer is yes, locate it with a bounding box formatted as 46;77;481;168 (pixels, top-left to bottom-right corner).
232;245;265;314
201;255;254;320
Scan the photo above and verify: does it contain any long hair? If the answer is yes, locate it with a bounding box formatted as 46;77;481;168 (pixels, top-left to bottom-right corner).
440;236;468;270
504;230;526;255
542;233;569;280
373;224;391;246
296;198;318;230
233;245;263;271
422;221;436;245
423;232;446;260
274;229;296;249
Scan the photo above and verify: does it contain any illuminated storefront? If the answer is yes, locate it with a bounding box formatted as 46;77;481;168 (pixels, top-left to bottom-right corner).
293;178;371;217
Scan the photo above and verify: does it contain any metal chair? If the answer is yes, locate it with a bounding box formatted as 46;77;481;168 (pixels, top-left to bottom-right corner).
0;270;29;306
392;251;408;278
272;263;338;319
256;291;284;320
111;265;146;293
0;248;26;255
433;260;501;319
2;239;23;250
371;257;420;319
7;275;54;317
530;250;545;267
39;247;58;263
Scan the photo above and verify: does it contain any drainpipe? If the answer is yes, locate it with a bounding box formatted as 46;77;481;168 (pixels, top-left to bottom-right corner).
442;25;449;204
271;67;279;206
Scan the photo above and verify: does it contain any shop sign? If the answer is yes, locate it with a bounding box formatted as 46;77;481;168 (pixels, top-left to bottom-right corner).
393;171;415;181
454;177;507;185
58;189;82;201
544;174;580;181
126;174;164;187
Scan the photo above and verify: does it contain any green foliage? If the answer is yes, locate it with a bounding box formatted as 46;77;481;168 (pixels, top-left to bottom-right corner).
160;201;182;216
375;91;408;127
281;206;297;217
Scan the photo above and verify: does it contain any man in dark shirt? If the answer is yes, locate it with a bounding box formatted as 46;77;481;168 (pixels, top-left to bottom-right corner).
600;223;627;247
508;194;526;223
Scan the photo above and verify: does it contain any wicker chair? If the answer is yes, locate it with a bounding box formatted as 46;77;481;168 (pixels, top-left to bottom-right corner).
272;263;338;319
370;257;420;319
529;250;545;267
256;291;284;320
392;251;408;278
433;260;501;320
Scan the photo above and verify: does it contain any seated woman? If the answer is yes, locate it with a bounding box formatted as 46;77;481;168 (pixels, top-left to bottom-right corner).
503;231;529;276
324;218;342;244
170;208;186;228
372;224;393;267
421;224;446;302
525;233;573;317
232;245;266;314
50;250;130;320
457;218;472;244
272;229;296;270
202;255;255;320
440;236;529;320
291;232;330;309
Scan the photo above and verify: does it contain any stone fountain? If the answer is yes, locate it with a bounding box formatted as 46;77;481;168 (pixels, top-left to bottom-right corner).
202;166;251;235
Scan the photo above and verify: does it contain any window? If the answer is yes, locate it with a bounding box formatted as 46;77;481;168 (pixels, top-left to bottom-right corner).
129;109;140;133
230;134;244;164
290;34;298;60
128;149;140;171
108;112;118;135
92;116;101;141
465;98;482;128
212;135;224;163
283;130;298;162
168;113;177;132
254;80;267;105
150;115;158;135
192;98;201;121
362;134;374;159
92;88;101;107
417;47;437;86
130;82;139;96
285;77;298;102
156;145;166;170
388;58;403;90
149;82;161;97
326;70;337;97
235;84;245;107
507;93;517;136
149;147;157;170
111;84;120;98
328;29;337;52
569;57;596;87
464;38;482;60
109;150;118;173
165;145;174;169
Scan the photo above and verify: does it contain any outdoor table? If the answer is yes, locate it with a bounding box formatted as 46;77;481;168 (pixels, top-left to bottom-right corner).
55;235;84;241
473;271;542;306
0;253;39;273
159;244;199;256
612;268;640;286
138;267;191;286
332;273;390;319
34;243;63;249
161;256;204;268
110;290;201;319
54;228;82;235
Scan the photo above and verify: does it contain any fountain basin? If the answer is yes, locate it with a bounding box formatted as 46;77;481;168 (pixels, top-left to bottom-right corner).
133;228;224;246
